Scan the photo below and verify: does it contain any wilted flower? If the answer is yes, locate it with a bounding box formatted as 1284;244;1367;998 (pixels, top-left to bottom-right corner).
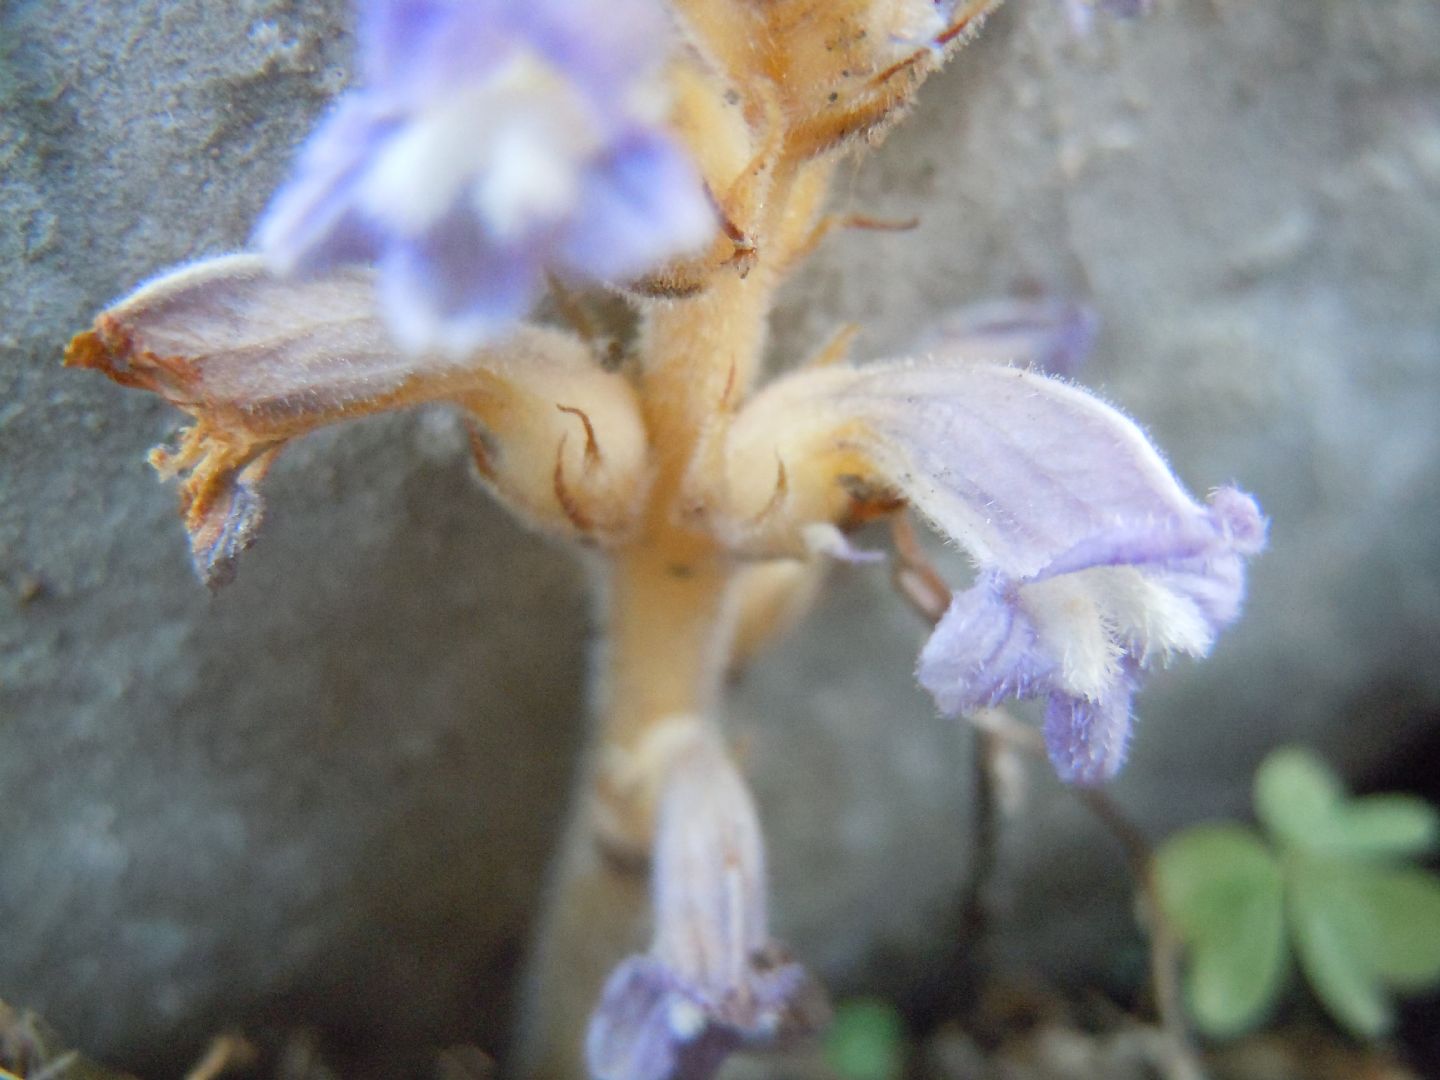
256;0;716;355
64;256;651;586
586;721;827;1080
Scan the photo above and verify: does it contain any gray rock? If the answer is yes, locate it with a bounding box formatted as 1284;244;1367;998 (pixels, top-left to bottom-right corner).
2;0;1438;1074
762;0;1440;995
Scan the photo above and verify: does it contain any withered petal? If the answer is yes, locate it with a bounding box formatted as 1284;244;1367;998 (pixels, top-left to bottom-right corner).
67;255;651;585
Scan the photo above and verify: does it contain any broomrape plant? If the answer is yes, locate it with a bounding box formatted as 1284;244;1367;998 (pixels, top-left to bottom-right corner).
65;0;1265;1076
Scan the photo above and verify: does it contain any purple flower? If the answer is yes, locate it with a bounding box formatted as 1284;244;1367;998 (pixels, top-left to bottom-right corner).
857;365;1266;785
256;0;715;355
586;722;827;1080
716;360;1266;784
917;486;1264;783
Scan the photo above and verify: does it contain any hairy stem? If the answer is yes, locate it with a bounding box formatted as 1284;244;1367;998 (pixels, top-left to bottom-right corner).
515;247;785;1080
515;59;862;1069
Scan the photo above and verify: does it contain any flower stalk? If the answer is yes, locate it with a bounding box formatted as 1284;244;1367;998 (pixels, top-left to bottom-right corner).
520;147;827;1080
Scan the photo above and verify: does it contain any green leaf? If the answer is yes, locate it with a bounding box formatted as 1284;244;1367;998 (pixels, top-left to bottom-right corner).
1255;746;1439;859
1154;824;1288;1037
1303;795;1439;860
1156;825;1280;936
825;999;905;1080
1254;747;1344;850
1357;867;1440;990
1288;864;1392;1038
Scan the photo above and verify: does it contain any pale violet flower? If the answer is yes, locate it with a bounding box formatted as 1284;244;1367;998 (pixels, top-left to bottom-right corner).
714;358;1265;785
256;0;716;355
586;722;827;1080
893;300;1263;783
916;486;1264;783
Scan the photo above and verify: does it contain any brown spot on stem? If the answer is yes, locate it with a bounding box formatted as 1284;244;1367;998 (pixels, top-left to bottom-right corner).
464;420;499;482
65;316;201;403
628;273;707;300
837;473;905;525
720;360;739;411
846;213;920;233
746;457;790;527
552;435;595;533
556;404;602;468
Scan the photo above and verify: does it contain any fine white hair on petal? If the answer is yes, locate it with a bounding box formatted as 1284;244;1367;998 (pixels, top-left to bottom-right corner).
1012;565;1217;702
1021;574;1125;702
1044;688;1135;785
848;365;1206;579
1096;567;1216;662
727;359;1213;579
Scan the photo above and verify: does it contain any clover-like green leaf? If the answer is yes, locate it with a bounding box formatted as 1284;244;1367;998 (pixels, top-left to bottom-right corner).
1154;824;1288;1037
1256;746;1438;860
825;1000;905;1080
1254;746;1344;851
1288;863;1392;1038
1303;795;1439;860
1357;867;1440;991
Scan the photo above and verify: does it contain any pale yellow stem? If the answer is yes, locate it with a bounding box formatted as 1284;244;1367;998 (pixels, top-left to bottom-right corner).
517;142;833;1080
515;267;780;1080
513;539;735;1080
639;268;777;486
